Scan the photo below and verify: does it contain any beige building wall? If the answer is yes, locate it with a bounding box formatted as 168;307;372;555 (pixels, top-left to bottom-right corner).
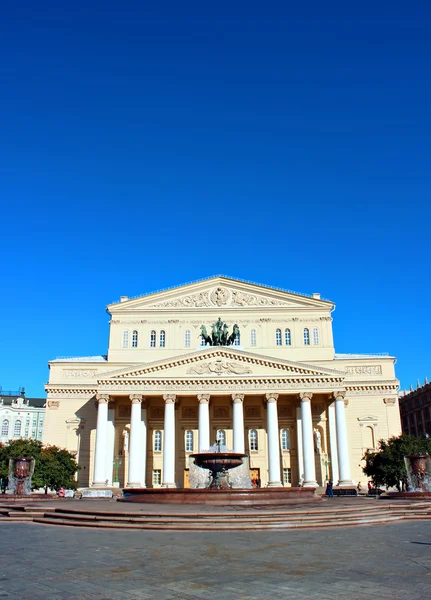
44;276;400;489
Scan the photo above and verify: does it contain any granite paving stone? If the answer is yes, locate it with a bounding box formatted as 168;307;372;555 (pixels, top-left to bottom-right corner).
0;520;430;598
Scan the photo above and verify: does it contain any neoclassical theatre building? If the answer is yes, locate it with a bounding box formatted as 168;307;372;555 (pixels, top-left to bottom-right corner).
44;276;401;489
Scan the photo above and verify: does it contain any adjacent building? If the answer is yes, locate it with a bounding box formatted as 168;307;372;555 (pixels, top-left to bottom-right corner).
43;276;401;489
0;388;46;443
399;380;431;437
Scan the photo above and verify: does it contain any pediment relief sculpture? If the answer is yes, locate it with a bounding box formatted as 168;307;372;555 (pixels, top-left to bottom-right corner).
187;359;253;376
148;286;298;309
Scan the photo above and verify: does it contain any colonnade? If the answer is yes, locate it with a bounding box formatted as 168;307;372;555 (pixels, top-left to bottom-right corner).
92;391;353;488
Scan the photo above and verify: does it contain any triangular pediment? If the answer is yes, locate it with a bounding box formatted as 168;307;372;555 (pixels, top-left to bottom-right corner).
97;347;345;382
107;276;333;312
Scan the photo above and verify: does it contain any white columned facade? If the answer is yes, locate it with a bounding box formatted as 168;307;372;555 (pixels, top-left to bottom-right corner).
197;394;210;451
334;391;353;486
300;392;317;487
92;394;109;487
127;394;143;488
162;394;177;488
328;401;340;484
232;393;245;453
266;393;282;487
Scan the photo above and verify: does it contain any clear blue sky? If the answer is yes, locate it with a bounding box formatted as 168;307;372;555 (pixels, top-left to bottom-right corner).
1;2;430;397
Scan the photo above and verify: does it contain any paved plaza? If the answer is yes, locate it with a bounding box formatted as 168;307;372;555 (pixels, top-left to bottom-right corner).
0;520;430;599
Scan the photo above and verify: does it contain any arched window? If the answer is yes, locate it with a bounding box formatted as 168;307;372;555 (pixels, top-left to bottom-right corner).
1;419;9;437
249;429;258;451
185;430;194;452
285;328;291;346
216;429;226;446
132;330;138;348
250;329;256;346
184;330;191;348
122;330;129;348
160;330;166;347
281;429;290;450
275;329;282;346
313;327;319;345
303;328;310;345
150;330;156;347
14;420;21;438
154;430;162;452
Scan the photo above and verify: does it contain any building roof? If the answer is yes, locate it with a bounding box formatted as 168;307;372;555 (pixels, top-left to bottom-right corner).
0;395;45;408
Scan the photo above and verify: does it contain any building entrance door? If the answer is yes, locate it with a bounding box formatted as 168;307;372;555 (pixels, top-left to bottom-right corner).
184;469;190;489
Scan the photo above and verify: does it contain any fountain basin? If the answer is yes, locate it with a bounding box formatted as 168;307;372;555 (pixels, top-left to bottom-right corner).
121;487;319;505
190;452;245;473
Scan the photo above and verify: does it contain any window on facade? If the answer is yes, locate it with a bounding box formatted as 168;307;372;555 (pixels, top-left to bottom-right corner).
249;429;258;451
283;468;292;485
303;328;310;345
313;327;319;345
185;430;194;452
150;330;156;347
132;330;138;348
1;419;9;437
276;329;282;346
364;426;375;450
216;429;226;446
14;420;21;438
122;330;129;348
285;328;291;346
153;469;161;485
281;429;290;450
160;330;166;347
154;430;162;452
185;330;191;347
234;331;240;346
250;329;256;346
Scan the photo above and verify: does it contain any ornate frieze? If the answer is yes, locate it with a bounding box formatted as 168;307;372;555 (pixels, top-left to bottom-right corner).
148;287;299;309
213;406;229;418
383;397;397;405
346;365;383;376
63;369;98;378
187;360;253;375
182;406;198;419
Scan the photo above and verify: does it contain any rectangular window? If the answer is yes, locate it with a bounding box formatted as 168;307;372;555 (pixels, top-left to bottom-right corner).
283;468;292;485
153;469;161;485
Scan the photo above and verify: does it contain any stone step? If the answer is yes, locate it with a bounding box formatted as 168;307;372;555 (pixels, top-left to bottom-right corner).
32;514;411;531
40;508;421;525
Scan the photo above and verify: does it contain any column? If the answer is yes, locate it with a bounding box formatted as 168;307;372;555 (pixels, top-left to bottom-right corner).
328;401;340;485
266;393;282;487
296;406;304;485
334;391;353;486
232;394;245;453
300;392;317;487
127;394;143;488
140;399;147;487
162;394;177;488
197;394;210;451
92;394;109;487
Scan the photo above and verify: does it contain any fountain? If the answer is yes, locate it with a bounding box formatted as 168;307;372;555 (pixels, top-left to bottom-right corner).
8;457;35;496
121;440;318;505
380;453;431;499
190;441;247;489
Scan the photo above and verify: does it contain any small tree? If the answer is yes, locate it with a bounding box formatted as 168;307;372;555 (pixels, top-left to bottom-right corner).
363;434;431;490
0;439;80;492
